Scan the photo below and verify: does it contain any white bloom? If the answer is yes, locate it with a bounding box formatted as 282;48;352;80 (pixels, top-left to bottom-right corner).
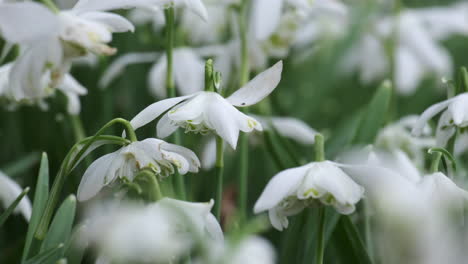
83;198;222;263
254;160;364;231
197;235;276;264
342;3;468;95
98;49;205;97
0;171;32;221
77;138;200;201
148;48;205;98
376;115;435;166
129;61;283;149
412;92;468;147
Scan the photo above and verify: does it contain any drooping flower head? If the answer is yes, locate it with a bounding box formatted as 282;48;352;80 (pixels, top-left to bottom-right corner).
77;138;200;201
254;160;364;231
129;61;283;149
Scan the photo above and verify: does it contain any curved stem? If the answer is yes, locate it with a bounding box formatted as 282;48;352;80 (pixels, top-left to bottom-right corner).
164;7;175;98
40;0;60;13
36;119;135;239
214;136;225;221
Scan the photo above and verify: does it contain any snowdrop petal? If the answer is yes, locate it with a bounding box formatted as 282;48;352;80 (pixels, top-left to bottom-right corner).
0;2;59;43
173;48;205;95
60;74;88;95
204;99;240;149
157;113;179;138
395;47;425;95
80;12;135;33
201;137;216;170
130;94;196;131
250;0;284;40
412;99;453;136
0;171;32;221
448;93;468;126
227;61;283;107
176;0;208;21
77;152;118;201
255;116;316;145
436;111;456;147
100;52;158;88
268;208;288;231
72;0;165;12
148;57;168;98
254;165;309;213
161;142;201;173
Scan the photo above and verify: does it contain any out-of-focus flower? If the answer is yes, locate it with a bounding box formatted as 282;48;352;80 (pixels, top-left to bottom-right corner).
82;198;222;263
0;171;32;221
342;2;468;95
376;115;435;166
254;160;364;231
413;92;468;147
98;48;205;98
196;235;276;264
77;138;200;201
129;61;283;149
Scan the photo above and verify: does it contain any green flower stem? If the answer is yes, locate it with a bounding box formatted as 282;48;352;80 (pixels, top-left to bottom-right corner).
237;0;250;222
135;169;163;202
315;207;326;264
430;152;442;173
314;133;326;264
36;119;135;239
214;136;225;221
165;7;176;98
205;59;215;92
69;115;86;142
314;134;325;162
164;6;186;199
41;0;60;13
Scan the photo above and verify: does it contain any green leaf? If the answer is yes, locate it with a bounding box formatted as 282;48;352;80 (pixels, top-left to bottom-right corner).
326;111;362;158
22;153;50;262
0;186;30;227
354;81;392;145
24;244;64;264
39;195;76;262
332;216;373;264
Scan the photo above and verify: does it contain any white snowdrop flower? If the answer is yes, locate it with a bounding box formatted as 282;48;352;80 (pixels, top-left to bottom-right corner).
83;198;222;263
0;171;32;221
412;92;468;146
77;138;200;201
254;160;364;231
127;6;166;31
130;61;283;149
196;235;276;264
342;3;468;95
376;115;435;166
148;48;205;98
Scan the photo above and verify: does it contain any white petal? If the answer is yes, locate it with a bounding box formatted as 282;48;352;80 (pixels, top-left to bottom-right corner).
148;57;168;98
268;208;288;231
226;61;283;107
156;113;179;138
448;93;468;126
161;142;201;173
60;74;88;95
255;115;316;145
204;212;224;242
250;0;284;40
77;152;118;201
436;110;456;147
253;165;309;213
176;0;208;21
72;0;167;12
129;94;197;131
201;137;216;170
204;98;241;149
0;171;32;221
0;2;59;43
80;12;135;33
395;46;424;95
412;98;453;136
173;48;205;95
99;52;158;88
